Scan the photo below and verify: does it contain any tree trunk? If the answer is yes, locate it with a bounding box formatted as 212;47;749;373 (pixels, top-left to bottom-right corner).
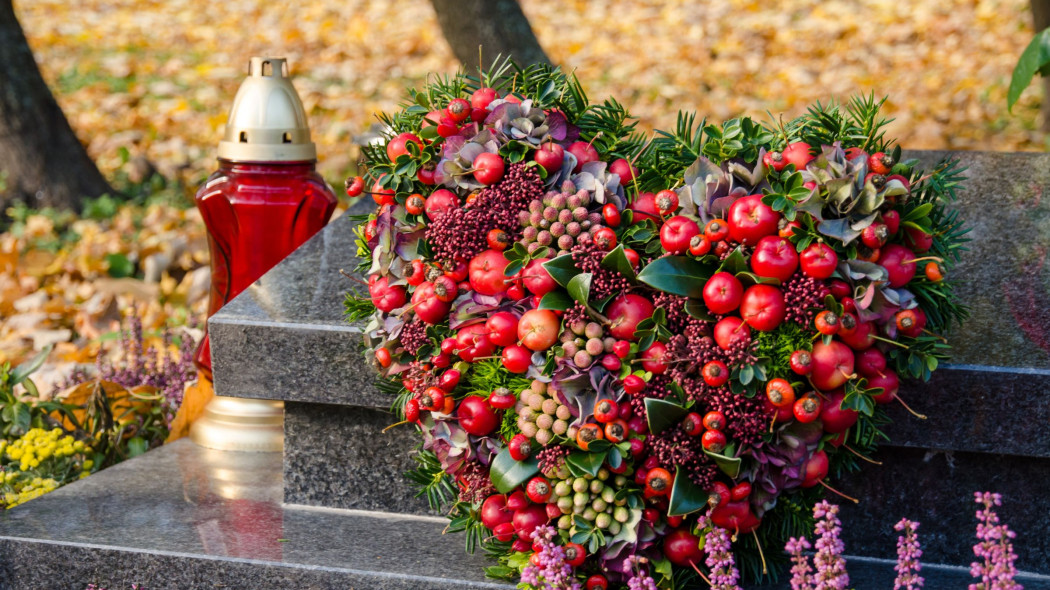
0;0;113;212
430;0;550;68
1032;0;1050;131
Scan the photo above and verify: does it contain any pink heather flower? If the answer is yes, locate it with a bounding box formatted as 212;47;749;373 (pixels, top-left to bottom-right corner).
812;501;849;590
785;536;814;590
624;556;659;590
521;525;582;590
698;514;743;590
894;518;924;590
969;492;1021;590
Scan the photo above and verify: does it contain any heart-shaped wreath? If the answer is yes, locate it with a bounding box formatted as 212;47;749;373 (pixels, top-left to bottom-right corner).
345;60;967;587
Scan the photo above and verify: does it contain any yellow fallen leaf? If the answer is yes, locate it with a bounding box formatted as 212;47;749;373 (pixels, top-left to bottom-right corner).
165;373;213;443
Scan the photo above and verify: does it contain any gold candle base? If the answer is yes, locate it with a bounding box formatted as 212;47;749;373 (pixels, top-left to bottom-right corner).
190;396;284;453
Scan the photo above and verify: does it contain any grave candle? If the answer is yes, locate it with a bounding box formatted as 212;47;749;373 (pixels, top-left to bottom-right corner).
194;56;337;376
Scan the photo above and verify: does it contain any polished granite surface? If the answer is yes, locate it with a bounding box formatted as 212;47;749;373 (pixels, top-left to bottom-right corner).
2;441;1047;589
0;440;510;589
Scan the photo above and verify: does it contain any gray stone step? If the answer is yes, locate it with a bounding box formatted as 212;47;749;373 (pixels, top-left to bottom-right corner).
2;440;1048;589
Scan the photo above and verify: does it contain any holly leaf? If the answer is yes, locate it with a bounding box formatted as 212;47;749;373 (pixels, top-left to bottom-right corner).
600;245;637;281
637;256;713;299
543;255;580;287
668;466;711;516
644;398;688;435
490;447;540;493
567;273;593;305
539;290;573;311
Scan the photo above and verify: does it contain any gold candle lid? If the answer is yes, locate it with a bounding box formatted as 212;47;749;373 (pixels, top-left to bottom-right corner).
217;57;317;162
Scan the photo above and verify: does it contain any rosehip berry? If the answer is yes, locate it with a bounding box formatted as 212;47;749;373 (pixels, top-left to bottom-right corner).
702;360;729;387
623;248;641;269
793;394;822;423
593;227;617;251
925;261;945;282
487;228;510;251
704;219;730;242
763;150;788;172
526;476;552;503
703;411;726;431
765;378;795;408
403;398;420;423
868;151;894;175
593;399;619;423
655;189;679;215
604;419;628;443
861;223;889;249
814;310;840;335
602;203;621;227
509;433;532;461
445;98;471;123
689;234;712;256
701;429;727;453
406;259;426;286
344;175;364;197
645;467;672;496
420;387;446;412
488;388;516;410
882;210;901;235
432;275;458;303
600;354;621;372
437;369;461;391
563;543;587;567
681;412;703;436
375;347;392;368
730;482;752;501
576;423;604;450
586;575;609;590
789;350;813;375
405;193;425;215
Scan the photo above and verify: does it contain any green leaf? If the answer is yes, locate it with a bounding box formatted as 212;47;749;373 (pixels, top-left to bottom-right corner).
600;245;637;281
719;248;748;274
644;398;688;435
636;256;713;299
126;437;149;458
668;466;710;516
503;259;525;277
542;255;579;287
735;271;781;287
904;203;934;222
703;447;742;479
738;364;755;385
1009;27;1050;112
566;451;607;478
105;253;134;278
490;447;540;493
684;298;715;321
10;344;52;386
11;402;31;435
567;273;593;304
539;290;573;311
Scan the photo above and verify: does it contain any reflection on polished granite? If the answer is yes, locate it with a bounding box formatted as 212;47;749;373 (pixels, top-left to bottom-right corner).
0;440;511;589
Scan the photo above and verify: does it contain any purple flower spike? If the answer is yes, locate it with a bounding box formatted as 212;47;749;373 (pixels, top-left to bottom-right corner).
893;518;924;590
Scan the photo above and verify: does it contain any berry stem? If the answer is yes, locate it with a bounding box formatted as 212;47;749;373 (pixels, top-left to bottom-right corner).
895;395;928;420
819;480;860;504
339;269;371;288
752;530;769;574
690;561;715;587
871;335;909;349
902;256;943;265
381;419;414;433
844;444;882;465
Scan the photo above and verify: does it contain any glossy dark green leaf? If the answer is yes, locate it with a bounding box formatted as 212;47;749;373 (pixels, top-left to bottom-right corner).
735;271;781;287
567;451;607;478
668;466;711;516
600;245;637;281
636;256;712;299
719;248;748;274
684;298;715;321
644;398;688;435
703;447;742;479
490;447;540;493
567;273;593;305
543;255;580;287
539;289;573;311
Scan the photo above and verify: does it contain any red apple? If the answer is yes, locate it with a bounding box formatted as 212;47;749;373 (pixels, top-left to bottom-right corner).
751;236;799;281
518;309;560;351
473;152;505;185
480;494;513;529
877;244;917;288
458;395;500;436
702;272;744;315
568;141;598;173
800;449;828;488
727;194;781;245
739;284;786;331
660;215;701;254
386;132;422;161
868;369;899;404
663;528;704;567
714;316;751;350
534;143;564;174
810;340;856;391
610;158;639;185
629;192;660;224
606;294;655;341
800;242;839;280
468;249;510;296
782;141;814;169
425;189;459;221
819;388;858;434
524;258;557;296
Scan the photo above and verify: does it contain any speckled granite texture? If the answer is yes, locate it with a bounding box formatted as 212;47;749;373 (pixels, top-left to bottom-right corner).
283;401;435;515
0;440;510;590
2;440;1047;589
